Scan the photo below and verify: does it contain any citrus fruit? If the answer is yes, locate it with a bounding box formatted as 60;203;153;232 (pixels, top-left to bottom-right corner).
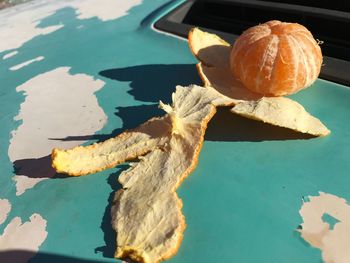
230;20;322;96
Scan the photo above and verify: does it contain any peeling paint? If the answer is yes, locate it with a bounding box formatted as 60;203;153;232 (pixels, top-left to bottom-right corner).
0;0;142;53
2;50;18;60
299;192;350;263
0;0;64;53
72;0;142;21
8;67;107;195
0;199;11;225
9;56;44;71
12;176;47;196
0;213;47;263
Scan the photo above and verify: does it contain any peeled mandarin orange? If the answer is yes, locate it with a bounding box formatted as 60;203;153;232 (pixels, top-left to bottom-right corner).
230;20;323;96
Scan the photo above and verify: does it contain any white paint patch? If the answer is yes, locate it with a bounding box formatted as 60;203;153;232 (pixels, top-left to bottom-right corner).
13;176;47;196
72;0;142;21
0;0;142;53
0;0;65;53
8;67;107;195
0;20;63;53
0;213;47;263
9;56;44;71
299;192;350;263
2;50;18;60
0;199;11;225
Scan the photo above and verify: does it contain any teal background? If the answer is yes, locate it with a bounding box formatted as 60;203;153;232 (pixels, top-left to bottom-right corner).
1;0;350;262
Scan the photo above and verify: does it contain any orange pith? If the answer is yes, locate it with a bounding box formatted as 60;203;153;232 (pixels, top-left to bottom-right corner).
230;20;323;96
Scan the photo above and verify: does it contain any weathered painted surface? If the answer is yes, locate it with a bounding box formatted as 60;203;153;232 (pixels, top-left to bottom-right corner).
0;0;142;53
2;50;18;60
0;199;11;225
72;0;142;21
9;56;45;71
0;213;48;263
299;192;350;263
1;0;350;263
8;67;107;195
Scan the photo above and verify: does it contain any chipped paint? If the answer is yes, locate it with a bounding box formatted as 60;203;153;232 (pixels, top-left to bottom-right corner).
299;192;350;263
0;213;47;263
0;199;11;225
72;0;142;21
8;67;107;195
9;56;44;71
12;176;47;196
2;50;18;60
0;0;142;53
0;0;65;53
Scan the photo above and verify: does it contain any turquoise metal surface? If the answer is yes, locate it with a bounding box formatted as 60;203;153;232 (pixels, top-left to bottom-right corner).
0;0;350;262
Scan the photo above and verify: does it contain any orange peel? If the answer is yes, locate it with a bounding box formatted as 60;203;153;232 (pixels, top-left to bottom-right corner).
188;27;330;136
52;85;221;263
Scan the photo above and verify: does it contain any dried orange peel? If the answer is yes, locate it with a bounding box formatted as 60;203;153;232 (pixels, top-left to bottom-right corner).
53;85;223;263
188;27;330;136
52;117;169;176
231;97;330;136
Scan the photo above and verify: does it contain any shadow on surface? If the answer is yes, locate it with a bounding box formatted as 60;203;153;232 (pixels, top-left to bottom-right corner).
205;107;315;142
52;104;163;143
49;64;201;143
0;250;109;263
13;155;68;179
99;64;201;103
13;155;54;179
100;64;314;142
95;165;129;259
